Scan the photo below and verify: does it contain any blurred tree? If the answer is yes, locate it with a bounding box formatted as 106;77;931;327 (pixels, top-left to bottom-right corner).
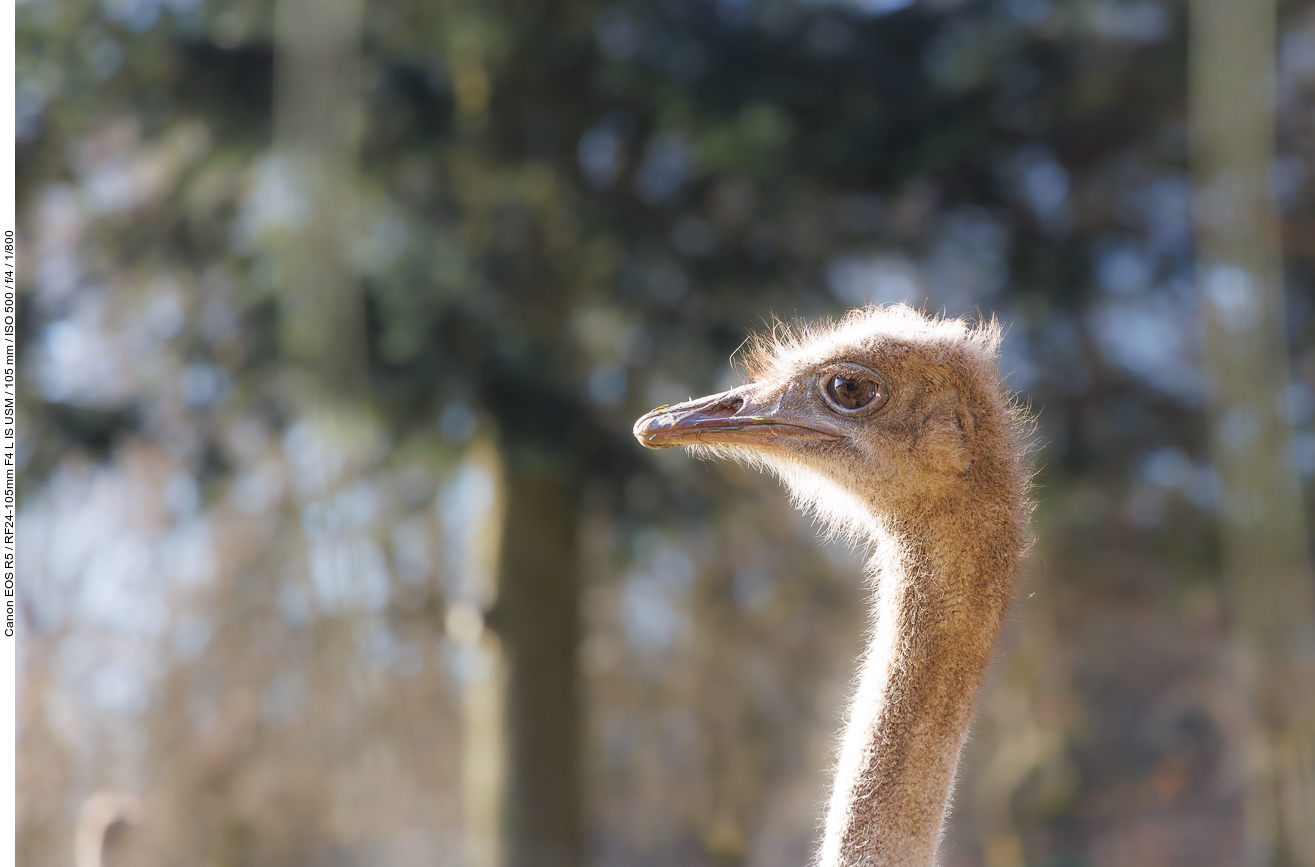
272;0;368;402
1192;1;1315;863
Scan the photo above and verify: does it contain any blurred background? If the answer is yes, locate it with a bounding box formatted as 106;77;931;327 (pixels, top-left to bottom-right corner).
14;0;1315;865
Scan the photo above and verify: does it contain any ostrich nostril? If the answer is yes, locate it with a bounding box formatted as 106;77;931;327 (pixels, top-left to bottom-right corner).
710;396;744;416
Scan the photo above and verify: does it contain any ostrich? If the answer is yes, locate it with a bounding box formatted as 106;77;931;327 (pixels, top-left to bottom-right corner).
75;791;143;867
633;305;1031;866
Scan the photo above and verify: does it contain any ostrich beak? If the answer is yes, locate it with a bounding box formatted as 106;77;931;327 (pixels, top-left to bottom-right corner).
634;385;844;450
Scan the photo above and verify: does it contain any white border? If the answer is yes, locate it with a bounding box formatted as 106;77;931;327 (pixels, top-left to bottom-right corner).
2;0;17;861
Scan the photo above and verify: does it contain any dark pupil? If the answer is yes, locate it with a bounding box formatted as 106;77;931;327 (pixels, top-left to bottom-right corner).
830;374;878;410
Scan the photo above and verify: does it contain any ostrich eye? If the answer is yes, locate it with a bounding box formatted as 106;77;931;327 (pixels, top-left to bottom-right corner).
824;370;886;412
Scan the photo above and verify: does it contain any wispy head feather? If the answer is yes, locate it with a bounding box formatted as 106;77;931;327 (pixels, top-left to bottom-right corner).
735;304;1006;393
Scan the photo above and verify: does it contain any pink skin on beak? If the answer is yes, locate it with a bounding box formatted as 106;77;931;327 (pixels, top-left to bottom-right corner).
633;385;845;450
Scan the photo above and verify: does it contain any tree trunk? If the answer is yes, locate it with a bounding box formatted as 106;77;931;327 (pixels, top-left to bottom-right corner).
492;445;583;867
273;0;367;405
1191;3;1315;863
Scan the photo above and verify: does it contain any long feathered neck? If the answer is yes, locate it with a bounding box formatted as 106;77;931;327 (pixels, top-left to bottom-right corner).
818;492;1024;867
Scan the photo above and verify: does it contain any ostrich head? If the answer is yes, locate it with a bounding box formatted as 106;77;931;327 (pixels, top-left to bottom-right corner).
634;304;1031;866
634;304;1022;540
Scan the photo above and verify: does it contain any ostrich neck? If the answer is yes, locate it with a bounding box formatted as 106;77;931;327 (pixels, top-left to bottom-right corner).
819;500;1020;867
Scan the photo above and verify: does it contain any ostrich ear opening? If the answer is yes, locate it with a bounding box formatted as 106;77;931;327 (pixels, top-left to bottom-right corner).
916;391;975;475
